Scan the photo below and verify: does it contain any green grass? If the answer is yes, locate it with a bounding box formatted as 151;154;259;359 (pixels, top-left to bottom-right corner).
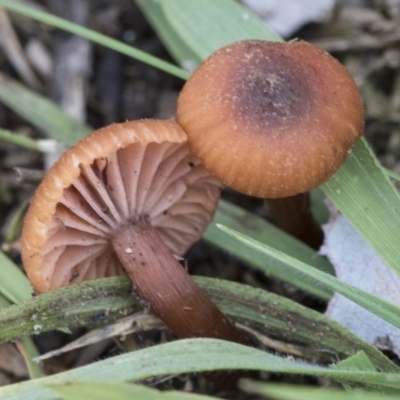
0;0;399;399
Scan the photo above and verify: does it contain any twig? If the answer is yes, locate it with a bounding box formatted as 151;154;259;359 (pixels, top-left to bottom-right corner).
313;32;400;53
48;0;91;122
13;167;44;185
0;8;41;89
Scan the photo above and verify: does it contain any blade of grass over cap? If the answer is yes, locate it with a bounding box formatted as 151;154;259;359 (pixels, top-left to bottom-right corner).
161;0;282;61
0;0;188;80
137;0;200;71
217;224;400;330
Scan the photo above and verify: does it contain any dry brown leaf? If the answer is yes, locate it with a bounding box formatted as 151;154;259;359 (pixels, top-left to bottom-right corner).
0;343;28;378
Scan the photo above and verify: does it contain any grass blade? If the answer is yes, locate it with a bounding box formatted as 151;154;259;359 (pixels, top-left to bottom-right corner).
0;251;31;303
0;73;90;145
0;0;188;80
1;276;396;373
46;381;217;400
161;0;281;61
2;339;400;399
217;224;400;331
322;138;400;278
205;200;333;300
137;0;199;71
240;381;400;400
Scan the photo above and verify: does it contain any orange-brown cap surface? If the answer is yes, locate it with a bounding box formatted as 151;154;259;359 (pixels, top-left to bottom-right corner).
177;40;364;198
21;119;220;293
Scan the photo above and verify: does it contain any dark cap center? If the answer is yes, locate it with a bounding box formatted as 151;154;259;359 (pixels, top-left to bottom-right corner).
231;45;314;128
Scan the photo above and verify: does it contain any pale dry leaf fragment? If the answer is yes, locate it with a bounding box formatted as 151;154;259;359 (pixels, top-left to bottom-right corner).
0;343;28;378
242;0;335;38
34;314;162;361
0;9;41;90
25;39;53;79
320;213;400;356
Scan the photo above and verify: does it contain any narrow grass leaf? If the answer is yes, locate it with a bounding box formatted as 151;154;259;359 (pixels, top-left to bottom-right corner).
332;352;377;392
137;0;200;71
2;339;400;400
200;277;398;373
4;199;29;243
1;276;396;373
240;381;400;400
0;0;188;80
47;381;218;400
0;251;31;303
334;352;377;372
322;138;400;279
0;73;91;145
310;188;330;224
0;277;139;343
385;168;400;182
217;224;400;330
0;128;40;150
205;200;333;300
0;294;10;309
15;337;45;379
161;0;282;61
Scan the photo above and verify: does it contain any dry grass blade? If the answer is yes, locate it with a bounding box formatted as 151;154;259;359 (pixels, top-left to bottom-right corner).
0;8;41;89
35;313;163;361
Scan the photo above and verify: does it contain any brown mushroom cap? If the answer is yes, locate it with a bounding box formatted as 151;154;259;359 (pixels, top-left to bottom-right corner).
176;40;364;198
21;119;221;293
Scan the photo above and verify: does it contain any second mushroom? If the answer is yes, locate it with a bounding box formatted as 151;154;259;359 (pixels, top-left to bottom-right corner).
21;119;249;345
177;40;364;248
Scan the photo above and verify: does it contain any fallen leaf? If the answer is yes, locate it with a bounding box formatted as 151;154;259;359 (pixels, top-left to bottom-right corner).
34;313;162;361
0;343;28;378
242;0;335;37
320;212;400;357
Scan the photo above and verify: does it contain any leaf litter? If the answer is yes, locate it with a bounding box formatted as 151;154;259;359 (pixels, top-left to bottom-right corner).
321;210;400;357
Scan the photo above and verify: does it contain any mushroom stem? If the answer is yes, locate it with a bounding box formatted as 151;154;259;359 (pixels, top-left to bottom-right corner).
267;193;323;250
111;216;250;344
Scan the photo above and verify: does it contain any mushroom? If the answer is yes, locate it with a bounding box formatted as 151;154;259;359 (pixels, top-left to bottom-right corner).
21;119;250;347
176;40;364;247
267;193;324;249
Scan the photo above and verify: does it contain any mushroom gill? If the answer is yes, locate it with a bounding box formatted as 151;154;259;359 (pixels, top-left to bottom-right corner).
40;141;219;290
